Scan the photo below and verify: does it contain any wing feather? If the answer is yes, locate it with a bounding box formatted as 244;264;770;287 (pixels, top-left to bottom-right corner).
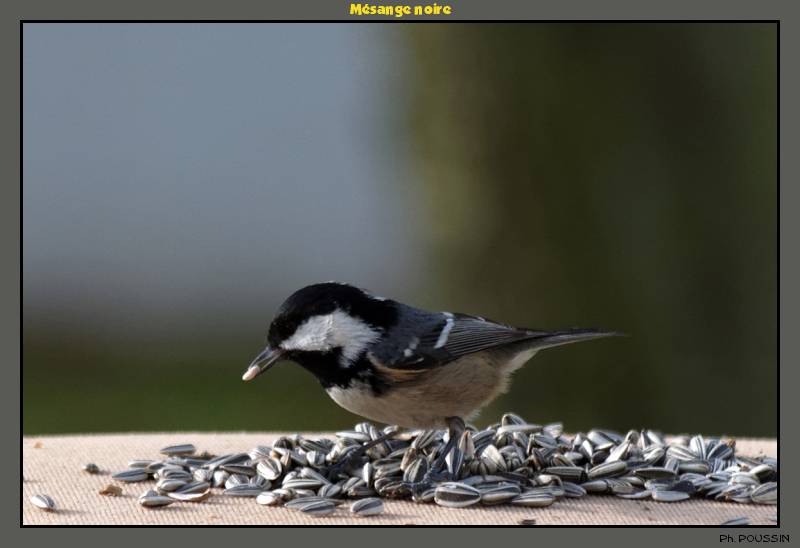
387;313;539;369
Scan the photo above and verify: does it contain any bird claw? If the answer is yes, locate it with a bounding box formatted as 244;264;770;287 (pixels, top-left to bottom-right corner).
326;450;367;481
403;469;453;497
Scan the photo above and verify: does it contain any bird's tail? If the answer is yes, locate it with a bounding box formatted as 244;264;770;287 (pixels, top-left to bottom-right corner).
526;328;624;350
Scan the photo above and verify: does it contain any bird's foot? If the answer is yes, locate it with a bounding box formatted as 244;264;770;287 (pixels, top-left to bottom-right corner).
326;447;368;481
325;427;400;481
402;468;453;498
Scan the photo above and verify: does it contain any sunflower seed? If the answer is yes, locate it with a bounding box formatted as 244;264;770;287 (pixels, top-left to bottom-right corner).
608;479;636;495
160;444;196;457
250;476;270;489
175;480;211;494
496;424;542;436
297;499;337;516
284;496;334;509
223;484;263;497
666;445;696;462
306;450;327;467
362;462;374;485
205;452;249;471
562;482;587;498
192;468;213;482
588;461;627;480
634;467;676;479
677;460;710;474
616;489;652;500
403;457;428;484
581;479;610;493
318;483;343;498
112;469;149;482
256;458;282;481
138;492;175;508
543;466;584;482
128;459;155;469
225;473;249;489
458;431;476;461
158;469;192;482
347;484;376;498
481;445;507;473
652;490;690;502
88;414;778;514
750;482;777;505
446;446;464;477
272;488;296;501
479;484;522;505
350;497;384;516
606;441;630;462
167;489;211;502
336;430;371;443
256;491;284;506
412;487;437;504
156;478;187;492
501;413;527;426
30;494;56;511
212;469;230;488
283;478;325;490
749;464;775;481
434;482;481;508
511;492;556;507
720;517;750;526
671;480;697;494
220;464;256;477
708;442;734;460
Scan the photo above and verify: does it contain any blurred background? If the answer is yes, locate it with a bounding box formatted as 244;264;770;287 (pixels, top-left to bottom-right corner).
23;23;776;437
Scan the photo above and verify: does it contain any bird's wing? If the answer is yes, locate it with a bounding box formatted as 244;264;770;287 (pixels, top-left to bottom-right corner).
374;312;542;370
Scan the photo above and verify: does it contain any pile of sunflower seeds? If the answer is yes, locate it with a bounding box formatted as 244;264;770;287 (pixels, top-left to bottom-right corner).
100;414;777;516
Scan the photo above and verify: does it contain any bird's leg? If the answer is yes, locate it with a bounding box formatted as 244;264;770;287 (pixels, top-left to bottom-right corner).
326;427;399;480
404;416;466;495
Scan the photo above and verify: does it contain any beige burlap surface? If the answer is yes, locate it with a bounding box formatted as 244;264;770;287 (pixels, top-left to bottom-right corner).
22;433;777;526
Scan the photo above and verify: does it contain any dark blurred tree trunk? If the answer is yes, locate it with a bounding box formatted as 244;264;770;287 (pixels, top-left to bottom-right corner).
406;24;776;435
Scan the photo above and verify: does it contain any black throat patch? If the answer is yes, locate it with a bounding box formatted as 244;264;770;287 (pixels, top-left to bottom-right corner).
288;349;390;395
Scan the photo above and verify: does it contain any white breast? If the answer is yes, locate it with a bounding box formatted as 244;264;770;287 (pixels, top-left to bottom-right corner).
325;351;512;429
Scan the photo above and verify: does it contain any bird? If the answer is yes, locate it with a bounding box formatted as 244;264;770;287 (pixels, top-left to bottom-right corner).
242;281;620;484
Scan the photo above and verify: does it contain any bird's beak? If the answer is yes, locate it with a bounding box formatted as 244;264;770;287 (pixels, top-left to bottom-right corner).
242;346;283;382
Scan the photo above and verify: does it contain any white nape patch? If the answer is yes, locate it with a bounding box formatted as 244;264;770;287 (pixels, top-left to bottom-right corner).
434;313;455;349
280;310;380;366
403;336;420;358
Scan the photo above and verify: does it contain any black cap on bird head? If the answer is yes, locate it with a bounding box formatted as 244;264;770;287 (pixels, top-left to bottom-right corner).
242;282;397;382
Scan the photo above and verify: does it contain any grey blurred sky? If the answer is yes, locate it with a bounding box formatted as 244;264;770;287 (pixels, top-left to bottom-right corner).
23;24;421;329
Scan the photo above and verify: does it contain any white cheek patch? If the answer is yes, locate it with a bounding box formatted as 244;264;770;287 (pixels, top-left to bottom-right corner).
280;310;381;366
280;314;334;353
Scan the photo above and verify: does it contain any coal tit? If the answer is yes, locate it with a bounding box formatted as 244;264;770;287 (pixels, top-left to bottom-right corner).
243;282;619;430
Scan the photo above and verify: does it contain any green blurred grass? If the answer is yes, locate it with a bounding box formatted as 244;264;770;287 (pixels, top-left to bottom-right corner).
23;330;361;434
23;325;775;437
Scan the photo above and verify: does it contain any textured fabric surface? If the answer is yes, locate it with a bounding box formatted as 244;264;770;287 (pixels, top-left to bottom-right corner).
22;433;777;526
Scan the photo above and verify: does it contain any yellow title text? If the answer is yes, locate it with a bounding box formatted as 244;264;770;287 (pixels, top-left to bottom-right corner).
350;2;453;17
